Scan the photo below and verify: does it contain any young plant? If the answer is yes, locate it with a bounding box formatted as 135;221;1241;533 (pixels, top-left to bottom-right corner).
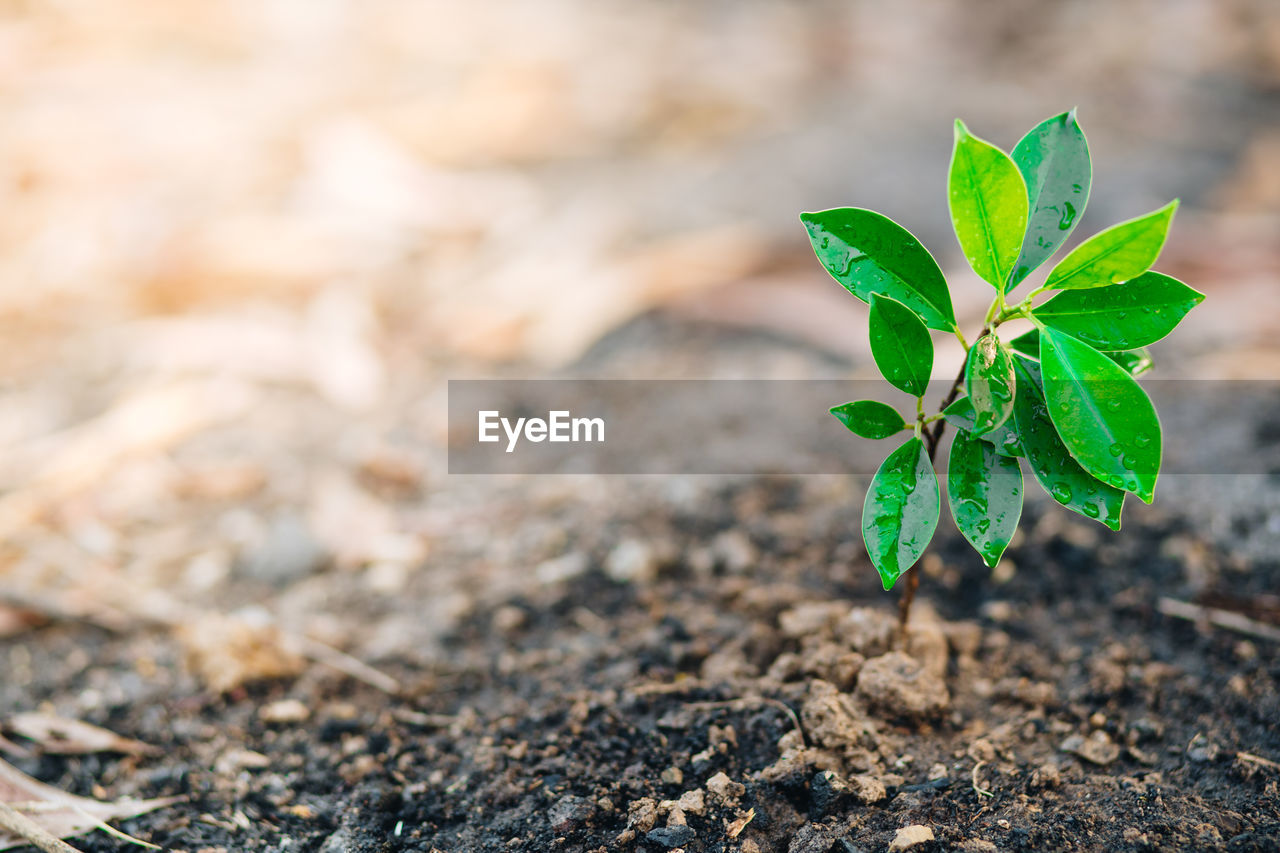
803;110;1203;636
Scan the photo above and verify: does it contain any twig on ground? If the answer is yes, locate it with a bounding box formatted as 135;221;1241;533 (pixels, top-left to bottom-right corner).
971;760;994;799
0;800;83;853
294;636;402;695
1157;597;1280;644
1237;751;1280;771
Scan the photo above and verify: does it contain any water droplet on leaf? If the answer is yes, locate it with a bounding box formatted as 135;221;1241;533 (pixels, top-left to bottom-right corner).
1058;201;1077;230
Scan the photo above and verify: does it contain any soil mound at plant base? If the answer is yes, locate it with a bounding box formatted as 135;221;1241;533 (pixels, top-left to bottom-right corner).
856;652;950;722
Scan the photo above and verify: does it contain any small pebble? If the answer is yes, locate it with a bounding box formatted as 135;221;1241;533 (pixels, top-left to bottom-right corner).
888;824;935;852
1062;731;1120;766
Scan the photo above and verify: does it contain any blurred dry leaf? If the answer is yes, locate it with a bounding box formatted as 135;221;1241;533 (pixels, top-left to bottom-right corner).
5;715;159;758
0;757;178;851
0;738;27;760
171;462;268;502
0;380;256;539
176;612;305;694
308;471;426;570
432;223;768;364
0;606;45;640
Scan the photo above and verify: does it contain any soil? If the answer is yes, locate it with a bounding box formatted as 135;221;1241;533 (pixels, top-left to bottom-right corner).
3;467;1278;852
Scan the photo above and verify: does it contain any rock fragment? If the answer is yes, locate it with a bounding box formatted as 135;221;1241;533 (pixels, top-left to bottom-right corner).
801;680;878;757
856;652;949;721
646;824;695;848
778;601;846;639
888;824;935;851
836;607;896;656
1062;731;1120;766
1030;761;1062;789
605;539;658;584
548;795;594;832
705;772;745;806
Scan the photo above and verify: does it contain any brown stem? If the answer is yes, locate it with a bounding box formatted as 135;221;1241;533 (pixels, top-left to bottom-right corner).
896;334;978;649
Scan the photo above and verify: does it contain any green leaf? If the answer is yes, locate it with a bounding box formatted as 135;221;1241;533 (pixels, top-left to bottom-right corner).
1043;200;1179;290
943;397;1022;457
1007;328;1041;360
1009;109;1091;289
1008;328;1153;376
948;429;1023;568
869;293;933;397
1106;348;1153;377
1012;356;1125;528
800;208;957;331
830;400;907;439
1032;271;1204;349
1039;328;1162;503
863;436;940;590
948;120;1029;290
964;334;1016;434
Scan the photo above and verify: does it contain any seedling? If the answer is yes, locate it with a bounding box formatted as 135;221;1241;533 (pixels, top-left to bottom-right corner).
804;110;1203;636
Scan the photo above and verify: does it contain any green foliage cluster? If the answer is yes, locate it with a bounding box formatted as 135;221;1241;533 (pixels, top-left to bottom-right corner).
804;111;1203;591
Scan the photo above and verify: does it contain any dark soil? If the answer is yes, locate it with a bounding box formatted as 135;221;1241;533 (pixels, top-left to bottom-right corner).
4;477;1278;853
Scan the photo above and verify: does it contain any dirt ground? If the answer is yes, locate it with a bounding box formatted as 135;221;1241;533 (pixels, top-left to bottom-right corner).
3;313;1280;853
4;464;1280;852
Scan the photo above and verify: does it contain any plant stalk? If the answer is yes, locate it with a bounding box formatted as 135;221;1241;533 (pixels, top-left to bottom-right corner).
896;332;977;649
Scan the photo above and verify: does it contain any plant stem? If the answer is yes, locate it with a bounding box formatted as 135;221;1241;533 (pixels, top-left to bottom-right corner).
896;566;920;649
897;341;971;649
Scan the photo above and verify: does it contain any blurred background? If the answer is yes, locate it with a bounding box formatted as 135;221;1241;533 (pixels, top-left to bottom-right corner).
0;0;1278;681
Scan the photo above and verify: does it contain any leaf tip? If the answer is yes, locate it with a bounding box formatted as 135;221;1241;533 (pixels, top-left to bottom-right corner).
954;118;969;138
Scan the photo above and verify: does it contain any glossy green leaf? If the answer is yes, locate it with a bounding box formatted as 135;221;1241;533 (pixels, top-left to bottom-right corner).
1043;200;1179;290
1007;328;1153;377
800;208;957;331
948;429;1023;568
869;293;933;397
1032;271;1204;349
1107;347;1153;377
830;400;907;439
863;436;940;590
1039;328;1162;503
1013;356;1125;528
1008;109;1091;289
948;120;1029;290
943;396;1022;457
1007;328;1040;360
964;334;1015;434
